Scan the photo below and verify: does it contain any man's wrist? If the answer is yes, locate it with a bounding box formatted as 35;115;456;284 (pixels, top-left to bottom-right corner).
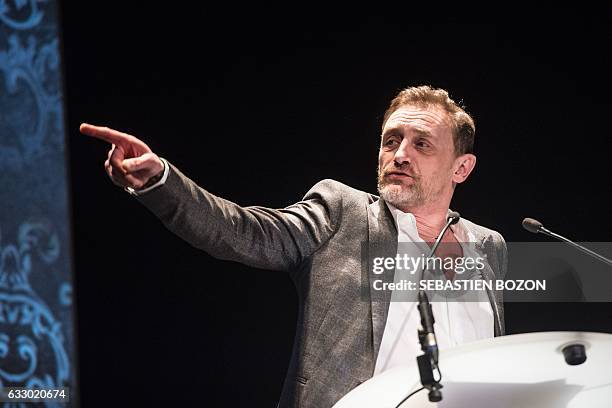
125;158;169;196
142;164;165;189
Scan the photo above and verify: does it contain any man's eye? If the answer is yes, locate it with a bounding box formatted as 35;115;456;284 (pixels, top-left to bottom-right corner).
416;140;430;148
385;139;399;146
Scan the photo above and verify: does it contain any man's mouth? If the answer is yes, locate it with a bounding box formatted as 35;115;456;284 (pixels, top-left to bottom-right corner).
385;171;413;178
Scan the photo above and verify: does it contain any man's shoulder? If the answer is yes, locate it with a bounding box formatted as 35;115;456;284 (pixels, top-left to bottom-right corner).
461;216;506;244
303;179;378;204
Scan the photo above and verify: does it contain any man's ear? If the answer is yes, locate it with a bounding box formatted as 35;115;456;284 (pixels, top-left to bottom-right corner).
452;153;476;184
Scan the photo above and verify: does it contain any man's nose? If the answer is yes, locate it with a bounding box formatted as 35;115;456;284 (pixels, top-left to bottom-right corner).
393;138;413;166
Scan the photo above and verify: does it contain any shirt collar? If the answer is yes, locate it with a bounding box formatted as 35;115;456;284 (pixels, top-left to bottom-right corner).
384;201;476;243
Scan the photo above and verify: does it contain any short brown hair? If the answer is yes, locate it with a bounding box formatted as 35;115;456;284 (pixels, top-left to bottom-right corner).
382;85;475;156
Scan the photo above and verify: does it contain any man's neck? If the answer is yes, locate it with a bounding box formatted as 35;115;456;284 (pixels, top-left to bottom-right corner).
394;203;451;242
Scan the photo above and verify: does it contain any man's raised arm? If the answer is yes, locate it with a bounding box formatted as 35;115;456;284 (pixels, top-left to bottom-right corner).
80;124;341;274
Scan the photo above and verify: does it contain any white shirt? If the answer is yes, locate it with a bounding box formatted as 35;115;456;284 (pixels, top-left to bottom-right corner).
373;201;494;375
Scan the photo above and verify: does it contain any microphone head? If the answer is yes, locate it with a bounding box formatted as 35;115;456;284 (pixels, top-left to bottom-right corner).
448;211;461;225
522;217;543;234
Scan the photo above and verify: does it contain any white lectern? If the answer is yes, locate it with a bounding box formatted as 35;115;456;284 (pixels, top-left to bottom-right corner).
333;332;612;408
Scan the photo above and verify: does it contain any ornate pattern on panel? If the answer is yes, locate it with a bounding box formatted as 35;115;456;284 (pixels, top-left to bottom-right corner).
0;1;73;405
0;33;62;170
0;223;70;407
0;0;44;30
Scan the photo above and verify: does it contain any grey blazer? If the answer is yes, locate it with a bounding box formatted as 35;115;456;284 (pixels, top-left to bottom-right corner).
136;163;507;408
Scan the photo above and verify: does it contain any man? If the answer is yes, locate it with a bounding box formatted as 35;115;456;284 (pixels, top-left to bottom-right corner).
81;85;506;407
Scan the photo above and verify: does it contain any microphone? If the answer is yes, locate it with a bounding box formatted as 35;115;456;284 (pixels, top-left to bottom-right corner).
522;218;612;267
448;211;460;225
413;211;461;404
423;212;461;271
417;291;438;362
522;217;543;234
417;211;461;366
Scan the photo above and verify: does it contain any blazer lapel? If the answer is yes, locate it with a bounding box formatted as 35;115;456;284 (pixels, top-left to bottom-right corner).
472;231;505;336
367;198;398;362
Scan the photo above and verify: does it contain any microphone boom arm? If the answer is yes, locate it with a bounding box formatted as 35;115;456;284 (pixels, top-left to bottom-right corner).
539;227;612;267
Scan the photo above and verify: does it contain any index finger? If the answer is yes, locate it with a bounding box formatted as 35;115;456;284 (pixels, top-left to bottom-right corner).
79;123;133;146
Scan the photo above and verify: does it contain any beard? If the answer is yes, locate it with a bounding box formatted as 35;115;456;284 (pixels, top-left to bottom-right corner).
377;163;426;209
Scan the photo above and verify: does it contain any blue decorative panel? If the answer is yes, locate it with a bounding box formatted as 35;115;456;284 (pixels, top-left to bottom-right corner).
0;0;76;406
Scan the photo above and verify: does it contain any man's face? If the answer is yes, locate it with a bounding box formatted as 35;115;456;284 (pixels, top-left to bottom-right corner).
377;104;466;211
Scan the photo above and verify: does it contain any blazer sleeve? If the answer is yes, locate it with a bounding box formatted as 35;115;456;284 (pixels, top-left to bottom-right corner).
134;162;343;272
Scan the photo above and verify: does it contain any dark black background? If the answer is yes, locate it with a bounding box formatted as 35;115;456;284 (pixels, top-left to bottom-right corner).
60;4;612;406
